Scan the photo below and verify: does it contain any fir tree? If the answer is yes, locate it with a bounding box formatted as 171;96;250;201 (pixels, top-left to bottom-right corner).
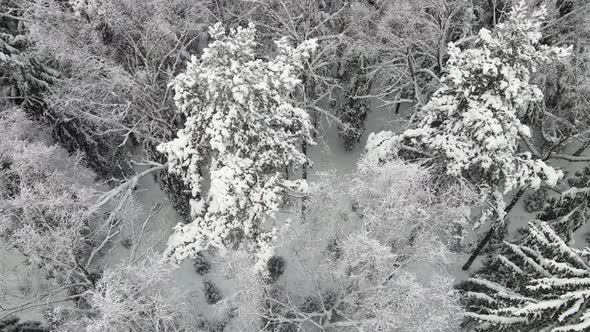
364;1;570;270
366;2;569;199
158;23;317;273
459;221;590;331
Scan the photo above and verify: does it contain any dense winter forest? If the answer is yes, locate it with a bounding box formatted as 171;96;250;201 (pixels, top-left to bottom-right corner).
1;0;589;331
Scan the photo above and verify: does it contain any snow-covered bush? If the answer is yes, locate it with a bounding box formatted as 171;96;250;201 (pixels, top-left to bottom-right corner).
227;159;472;331
327;232;464;331
244;231;464;331
198;319;229;332
460;221;590;331
0;109;158;325
0;110;98;286
351;158;474;250
193;253;211;275
325;237;342;260
365;1;570;227
312;160;473;330
203;279;222;305
158;22;317;270
120;237;133;249
69;0;104;17
264;255;285;284
56;257;192;332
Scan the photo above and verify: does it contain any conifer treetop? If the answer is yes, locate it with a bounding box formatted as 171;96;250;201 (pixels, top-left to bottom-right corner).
158;22;317;273
366;2;570;196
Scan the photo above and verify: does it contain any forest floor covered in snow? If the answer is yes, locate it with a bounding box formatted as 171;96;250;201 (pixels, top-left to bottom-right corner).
3;104;590;330
109;103;416;326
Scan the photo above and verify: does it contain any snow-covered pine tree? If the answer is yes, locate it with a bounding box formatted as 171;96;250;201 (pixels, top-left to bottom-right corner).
364;2;570;269
459;221;590;331
366;1;569;200
158;22;317;272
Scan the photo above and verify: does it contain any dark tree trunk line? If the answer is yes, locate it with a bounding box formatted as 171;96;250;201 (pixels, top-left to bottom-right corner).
462;188;525;270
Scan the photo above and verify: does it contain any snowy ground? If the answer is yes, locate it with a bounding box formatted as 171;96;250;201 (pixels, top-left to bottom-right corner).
308;101;407;178
117;104;413;325
0;104;487;327
88;103;414;327
115;102;480;328
0;248;54;322
3;102;590;329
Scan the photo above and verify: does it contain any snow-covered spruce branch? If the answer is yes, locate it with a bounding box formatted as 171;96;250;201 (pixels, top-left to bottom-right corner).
460;221;590;331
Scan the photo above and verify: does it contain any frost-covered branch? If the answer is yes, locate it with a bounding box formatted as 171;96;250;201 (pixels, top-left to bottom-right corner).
91;162;167;213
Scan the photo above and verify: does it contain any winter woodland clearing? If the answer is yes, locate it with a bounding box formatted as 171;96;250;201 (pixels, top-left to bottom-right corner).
1;0;590;331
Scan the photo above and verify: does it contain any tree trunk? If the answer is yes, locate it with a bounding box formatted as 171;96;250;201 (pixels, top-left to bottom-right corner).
302;142;308;180
301;141;308;220
312;112;319;138
573;140;590;157
462;226;495;271
462;188;525;271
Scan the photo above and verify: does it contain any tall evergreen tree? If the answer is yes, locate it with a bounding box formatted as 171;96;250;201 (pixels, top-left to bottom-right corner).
364;1;570;269
158;23;317;273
